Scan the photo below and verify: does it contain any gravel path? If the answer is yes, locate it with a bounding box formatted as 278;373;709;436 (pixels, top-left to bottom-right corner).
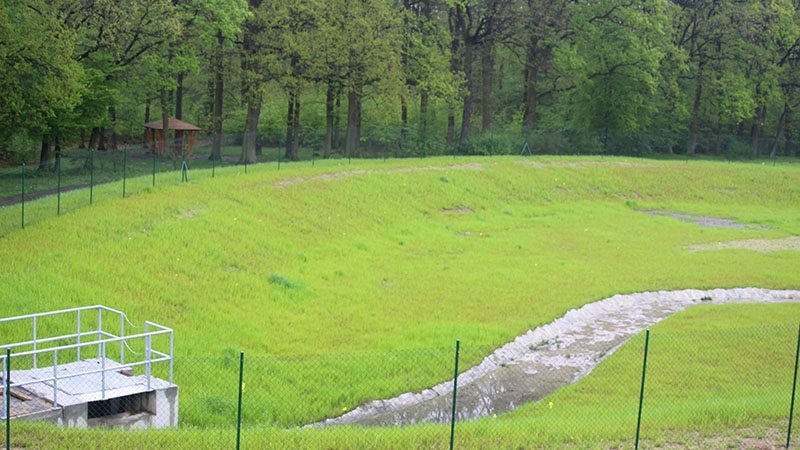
315;287;800;427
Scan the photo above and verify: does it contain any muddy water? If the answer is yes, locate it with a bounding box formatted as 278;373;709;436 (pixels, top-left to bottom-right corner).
314;288;800;427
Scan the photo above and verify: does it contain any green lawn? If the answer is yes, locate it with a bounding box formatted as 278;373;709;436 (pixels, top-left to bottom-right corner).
1;156;800;447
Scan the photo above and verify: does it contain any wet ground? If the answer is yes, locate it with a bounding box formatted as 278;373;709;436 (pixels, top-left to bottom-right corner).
639;209;771;230
314;288;800;427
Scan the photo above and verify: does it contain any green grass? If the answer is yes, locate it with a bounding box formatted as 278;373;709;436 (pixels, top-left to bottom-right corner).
1;155;800;447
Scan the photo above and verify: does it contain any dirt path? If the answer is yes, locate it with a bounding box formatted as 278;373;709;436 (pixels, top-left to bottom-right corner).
315;288;800;427
0;184;90;208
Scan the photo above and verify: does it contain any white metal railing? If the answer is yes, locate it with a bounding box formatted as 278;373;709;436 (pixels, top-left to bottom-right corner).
0;305;173;420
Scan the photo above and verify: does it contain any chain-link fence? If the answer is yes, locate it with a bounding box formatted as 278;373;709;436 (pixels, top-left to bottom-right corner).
2;321;799;449
0;127;799;237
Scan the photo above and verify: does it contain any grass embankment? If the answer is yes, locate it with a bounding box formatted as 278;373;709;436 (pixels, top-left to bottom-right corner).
1;156;800;447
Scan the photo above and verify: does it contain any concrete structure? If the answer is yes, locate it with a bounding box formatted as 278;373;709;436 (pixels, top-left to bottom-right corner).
1;305;177;429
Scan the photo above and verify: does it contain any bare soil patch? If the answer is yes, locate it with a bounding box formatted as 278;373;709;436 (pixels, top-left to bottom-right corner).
688;236;800;253
441;206;474;215
272;163;483;188
641;209;771;230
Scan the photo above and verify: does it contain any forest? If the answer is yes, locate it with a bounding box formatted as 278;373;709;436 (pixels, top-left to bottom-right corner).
2;0;800;165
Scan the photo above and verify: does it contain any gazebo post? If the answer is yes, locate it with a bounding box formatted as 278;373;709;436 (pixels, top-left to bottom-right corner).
187;131;196;157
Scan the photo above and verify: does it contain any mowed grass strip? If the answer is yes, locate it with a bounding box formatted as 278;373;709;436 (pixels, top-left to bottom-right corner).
0;156;799;428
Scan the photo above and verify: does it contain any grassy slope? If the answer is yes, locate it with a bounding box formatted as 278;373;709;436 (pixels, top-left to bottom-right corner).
2;156;800;444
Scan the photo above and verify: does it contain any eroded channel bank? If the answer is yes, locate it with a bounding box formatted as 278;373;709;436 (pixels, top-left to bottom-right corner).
315;288;800;427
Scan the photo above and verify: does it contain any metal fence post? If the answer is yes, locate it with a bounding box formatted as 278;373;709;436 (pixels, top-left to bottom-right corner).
57;155;62;215
152;148;157;187
20;164;25;229
449;340;460;450
211;153;216;178
786;322;800;449
122;148;127;197
635;328;650;450
245;156;248;174
89;150;94;205
5;349;10;450
236;351;244;450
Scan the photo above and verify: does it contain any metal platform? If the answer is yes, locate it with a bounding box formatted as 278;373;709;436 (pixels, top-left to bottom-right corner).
1;305;177;428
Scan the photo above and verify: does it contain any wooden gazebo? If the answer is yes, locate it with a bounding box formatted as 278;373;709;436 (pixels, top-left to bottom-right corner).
144;118;201;157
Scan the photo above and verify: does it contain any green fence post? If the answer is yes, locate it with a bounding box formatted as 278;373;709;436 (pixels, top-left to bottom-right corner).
20;164;25;229
89;150;94;205
57;155;62;215
152;148;157;187
245;155;248;174
449;339;460;450
211;153;216;178
236;351;244;450
786;323;800;449
635;328;650;450
5;348;10;450
122;148;127;197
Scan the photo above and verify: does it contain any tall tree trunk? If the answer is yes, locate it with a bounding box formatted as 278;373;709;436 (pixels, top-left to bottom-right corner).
38;138;51;170
143;99;151;150
345;89;362;157
480;42;494;133
522;64;537;133
687;71;703;155
447;6;463;147
324;84;335;158
284;91;300;161
108;106;118;151
240;98;261;164
97;128;106;151
401;95;408;140
419;91;429;142
460;42;474;143
447;113;455;146
333;95;341;150
175;73;184;120
285;93;295;159
160;88;170;158
88;127;100;150
211;29;224;161
750;104;766;157
770;101;789;159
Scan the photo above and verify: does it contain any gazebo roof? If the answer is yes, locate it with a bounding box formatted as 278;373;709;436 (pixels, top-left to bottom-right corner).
144;117;201;131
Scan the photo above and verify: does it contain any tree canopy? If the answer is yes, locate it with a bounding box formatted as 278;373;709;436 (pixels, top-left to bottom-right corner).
2;0;800;163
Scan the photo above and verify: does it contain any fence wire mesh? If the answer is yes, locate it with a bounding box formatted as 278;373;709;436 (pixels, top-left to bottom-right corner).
2;321;799;449
1;128;799;237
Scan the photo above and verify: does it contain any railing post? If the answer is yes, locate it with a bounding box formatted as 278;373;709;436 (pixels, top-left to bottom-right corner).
32;316;37;369
52;350;58;405
101;342;106;400
145;323;151;391
635;328;650;450
449;340;460;450
76;310;81;361
97;309;102;359
20;163;25;229
119;314;125;365
786;322;800;449
236;351;244;450
169;330;174;385
212;153;216;178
